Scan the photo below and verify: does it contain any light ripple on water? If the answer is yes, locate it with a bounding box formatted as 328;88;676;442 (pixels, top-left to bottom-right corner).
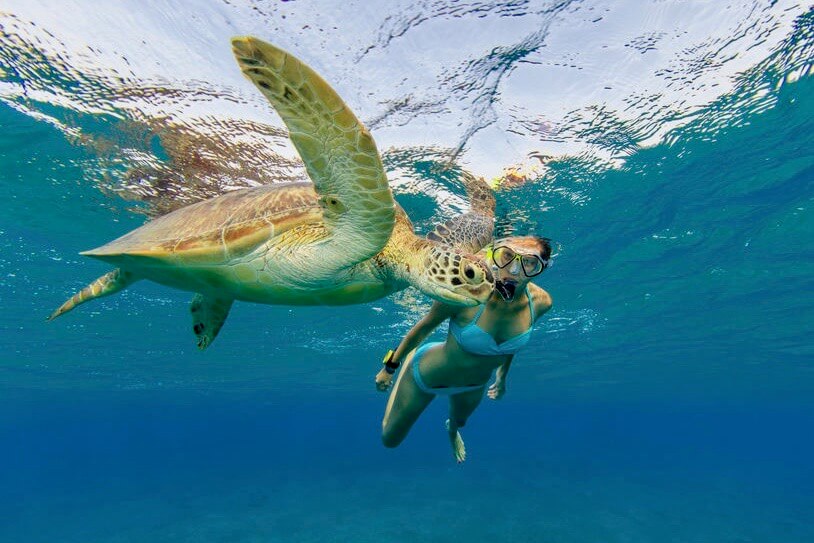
0;3;812;401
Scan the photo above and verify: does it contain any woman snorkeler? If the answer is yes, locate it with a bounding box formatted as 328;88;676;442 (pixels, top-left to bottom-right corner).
374;236;553;462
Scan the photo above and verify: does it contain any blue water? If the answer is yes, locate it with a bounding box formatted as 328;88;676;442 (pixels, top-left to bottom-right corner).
2;3;814;542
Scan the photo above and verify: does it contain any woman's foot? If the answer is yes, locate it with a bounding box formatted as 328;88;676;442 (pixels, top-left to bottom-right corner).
445;419;466;463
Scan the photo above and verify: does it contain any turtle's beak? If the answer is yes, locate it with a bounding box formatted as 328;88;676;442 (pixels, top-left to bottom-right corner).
434;287;481;306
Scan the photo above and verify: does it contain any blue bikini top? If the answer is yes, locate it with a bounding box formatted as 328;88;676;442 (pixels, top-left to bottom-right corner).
449;288;535;356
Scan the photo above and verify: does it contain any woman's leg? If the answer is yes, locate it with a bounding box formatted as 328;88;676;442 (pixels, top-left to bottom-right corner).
446;387;486;463
381;350;435;448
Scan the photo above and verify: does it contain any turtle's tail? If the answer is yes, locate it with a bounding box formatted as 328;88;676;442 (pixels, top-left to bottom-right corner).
48;269;137;321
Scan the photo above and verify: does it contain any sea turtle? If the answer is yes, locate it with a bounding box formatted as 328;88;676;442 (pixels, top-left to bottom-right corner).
48;36;496;349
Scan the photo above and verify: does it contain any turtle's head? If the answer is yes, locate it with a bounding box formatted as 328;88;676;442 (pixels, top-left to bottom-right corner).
409;244;494;306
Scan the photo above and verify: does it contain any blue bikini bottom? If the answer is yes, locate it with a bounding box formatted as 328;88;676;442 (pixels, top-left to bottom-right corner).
411;342;486;396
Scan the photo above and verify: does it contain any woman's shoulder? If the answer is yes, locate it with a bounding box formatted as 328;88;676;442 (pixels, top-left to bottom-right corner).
528;284;553;314
428;299;468;322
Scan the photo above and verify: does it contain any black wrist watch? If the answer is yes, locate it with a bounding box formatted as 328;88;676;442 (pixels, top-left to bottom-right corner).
382;349;400;374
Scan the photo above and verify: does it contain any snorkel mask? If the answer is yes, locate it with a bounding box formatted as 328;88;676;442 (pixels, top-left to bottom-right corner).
486;244;551;301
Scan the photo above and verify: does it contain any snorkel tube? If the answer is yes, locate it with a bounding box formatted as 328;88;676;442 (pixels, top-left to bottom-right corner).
495;279;518;301
492;258;521;302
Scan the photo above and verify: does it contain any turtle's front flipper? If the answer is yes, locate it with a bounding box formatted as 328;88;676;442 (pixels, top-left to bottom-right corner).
190;294;234;350
427;171;495;253
231;37;395;267
48;269;138;320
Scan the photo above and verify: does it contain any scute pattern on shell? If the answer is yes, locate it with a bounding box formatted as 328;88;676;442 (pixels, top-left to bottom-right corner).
83;183;323;262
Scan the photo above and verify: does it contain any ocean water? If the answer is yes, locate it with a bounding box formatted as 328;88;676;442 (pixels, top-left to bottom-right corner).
1;2;813;542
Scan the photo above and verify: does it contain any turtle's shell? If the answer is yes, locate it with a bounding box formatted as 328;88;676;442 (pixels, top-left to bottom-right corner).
83;182;323;266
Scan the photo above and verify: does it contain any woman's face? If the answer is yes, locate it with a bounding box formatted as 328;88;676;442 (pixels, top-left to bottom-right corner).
484;238;547;301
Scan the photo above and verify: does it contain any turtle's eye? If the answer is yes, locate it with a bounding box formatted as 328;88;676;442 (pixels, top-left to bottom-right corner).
464;265;475;280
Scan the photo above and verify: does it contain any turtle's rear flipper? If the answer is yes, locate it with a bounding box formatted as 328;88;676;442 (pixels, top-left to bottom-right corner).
48;269;138;320
190;294;234;350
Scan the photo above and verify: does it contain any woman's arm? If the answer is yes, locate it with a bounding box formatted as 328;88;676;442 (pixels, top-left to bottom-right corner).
375;301;458;391
531;285;553;322
391;302;456;364
488;355;513;400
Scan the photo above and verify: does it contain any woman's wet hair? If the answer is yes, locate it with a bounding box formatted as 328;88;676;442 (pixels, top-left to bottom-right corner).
495;235;553;261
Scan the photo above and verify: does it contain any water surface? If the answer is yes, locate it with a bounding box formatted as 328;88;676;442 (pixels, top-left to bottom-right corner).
1;2;813;541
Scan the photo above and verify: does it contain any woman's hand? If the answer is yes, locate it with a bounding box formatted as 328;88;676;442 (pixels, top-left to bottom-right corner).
487;380;506;400
375;368;394;392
